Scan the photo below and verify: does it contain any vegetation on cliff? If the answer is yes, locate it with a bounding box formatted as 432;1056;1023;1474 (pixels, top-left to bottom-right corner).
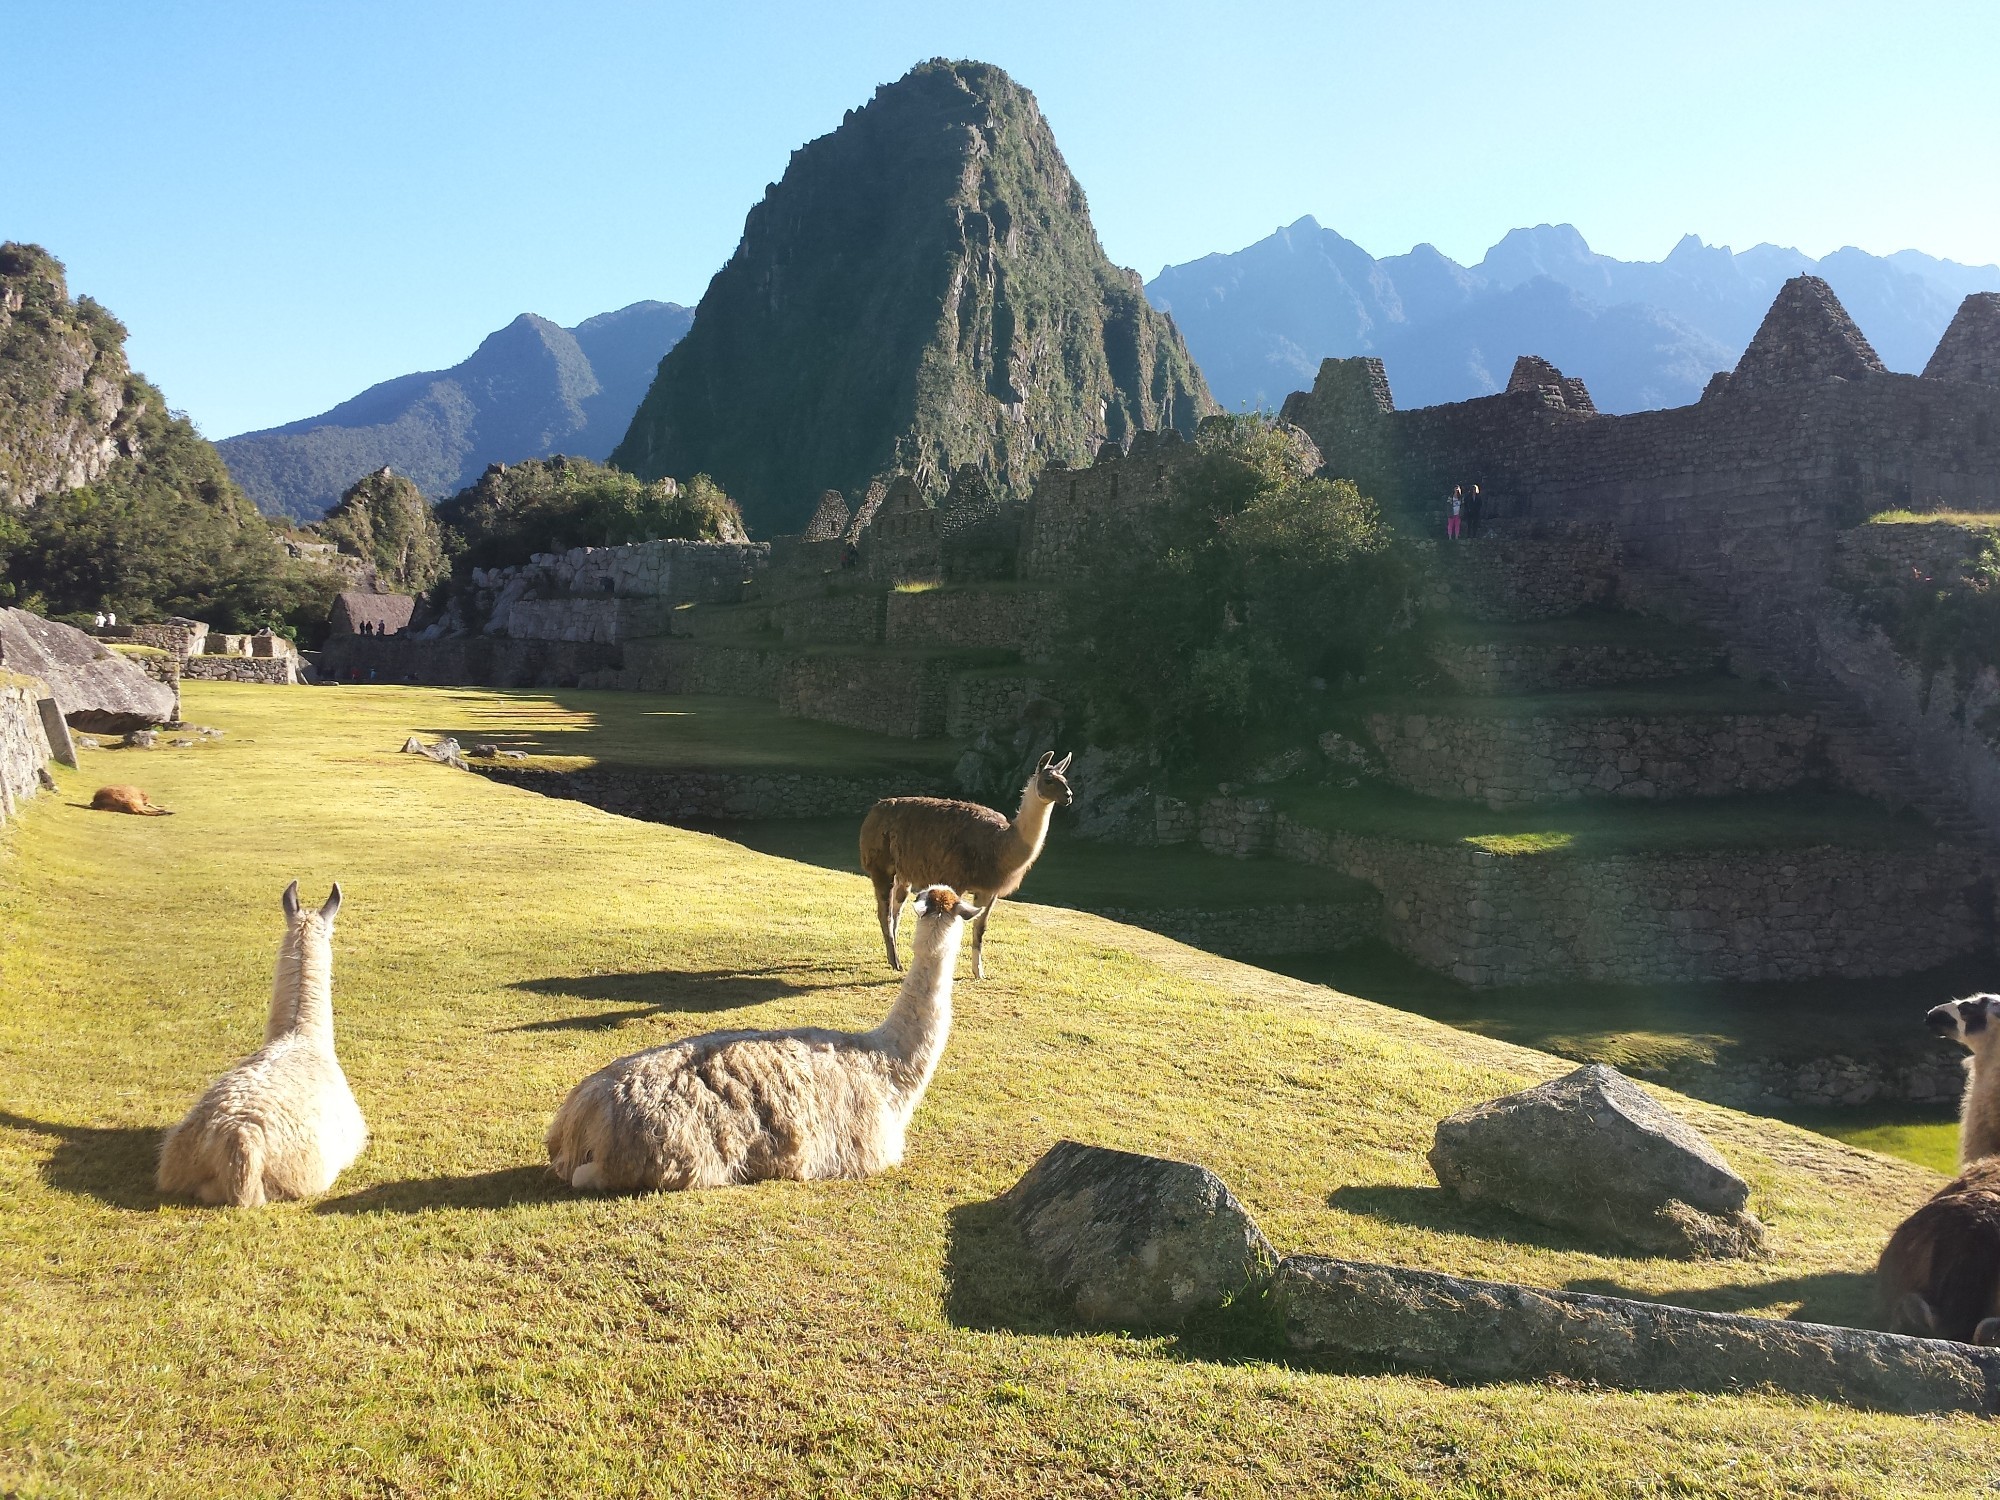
312;468;447;595
0;244;333;631
613;59;1215;536
1069;416;1408;768
434;456;744;576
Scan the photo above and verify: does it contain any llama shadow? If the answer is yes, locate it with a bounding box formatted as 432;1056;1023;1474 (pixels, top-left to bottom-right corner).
503;965;871;1033
317;1165;567;1215
1566;1270;1882;1330
1328;1183;1604;1255
0;1110;163;1210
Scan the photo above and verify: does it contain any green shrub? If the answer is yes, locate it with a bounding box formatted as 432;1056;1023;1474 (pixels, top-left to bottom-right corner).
1067;416;1411;769
313;468;447;595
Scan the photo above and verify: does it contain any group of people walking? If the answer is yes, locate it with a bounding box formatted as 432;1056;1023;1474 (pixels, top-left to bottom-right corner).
1445;484;1486;540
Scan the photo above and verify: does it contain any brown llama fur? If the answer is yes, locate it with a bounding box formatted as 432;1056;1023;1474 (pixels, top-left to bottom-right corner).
1878;994;2000;1343
90;785;172;816
859;751;1072;978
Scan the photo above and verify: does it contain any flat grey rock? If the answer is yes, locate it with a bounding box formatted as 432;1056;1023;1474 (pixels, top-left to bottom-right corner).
0;608;176;732
1429;1063;1763;1257
1276;1255;2000;1415
1004;1139;1277;1329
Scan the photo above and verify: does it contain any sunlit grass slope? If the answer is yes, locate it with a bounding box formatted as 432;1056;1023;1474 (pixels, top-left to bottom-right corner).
0;683;1983;1497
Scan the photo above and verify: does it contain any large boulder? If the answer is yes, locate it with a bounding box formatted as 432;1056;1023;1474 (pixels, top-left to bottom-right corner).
0;609;176;732
1275;1256;2000;1416
1004;1140;1277;1330
1428;1063;1764;1258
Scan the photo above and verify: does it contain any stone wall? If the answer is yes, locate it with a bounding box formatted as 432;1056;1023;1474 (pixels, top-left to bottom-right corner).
0;680;52;823
471;763;945;822
1018;430;1190;582
506;596;669;645
620;639;783;697
775;592;886;645
522;538;769;603
946;672;1048;740
1431;636;1724;694
180;655;295;685
1833;521;1994;588
884;585;1060;659
1418;524;1620;622
777;654;951;739
1263;809;1987;987
317;634;618;689
1362;706;1822;807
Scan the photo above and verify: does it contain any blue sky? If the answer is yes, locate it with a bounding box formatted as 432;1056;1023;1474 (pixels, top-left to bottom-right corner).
6;0;1996;439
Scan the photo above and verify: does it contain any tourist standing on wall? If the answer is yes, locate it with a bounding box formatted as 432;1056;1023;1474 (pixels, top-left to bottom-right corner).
1446;486;1463;540
1465;484;1484;538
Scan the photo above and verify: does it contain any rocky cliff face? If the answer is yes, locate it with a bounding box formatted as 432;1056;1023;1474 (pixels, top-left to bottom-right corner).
0;243;145;508
219;301;694;521
613;59;1215;536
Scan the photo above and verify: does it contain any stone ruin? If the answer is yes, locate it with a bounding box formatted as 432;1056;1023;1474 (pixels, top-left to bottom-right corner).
1923;291;2000;388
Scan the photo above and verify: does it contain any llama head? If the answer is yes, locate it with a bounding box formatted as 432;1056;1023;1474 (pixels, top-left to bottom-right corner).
1031;751;1075;808
1927;994;2000;1055
281;879;343;932
912;885;982;961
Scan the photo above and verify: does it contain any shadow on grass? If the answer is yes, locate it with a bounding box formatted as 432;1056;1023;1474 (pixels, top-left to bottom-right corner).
317;1165;568;1215
1328;1183;1603;1254
0;1110;162;1210
1566;1270;1882;1329
504;965;872;1033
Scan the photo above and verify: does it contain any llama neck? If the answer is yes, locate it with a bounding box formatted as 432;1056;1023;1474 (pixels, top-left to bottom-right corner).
871;925;960;1099
1008;783;1057;868
1963;1050;2000;1165
266;925;336;1049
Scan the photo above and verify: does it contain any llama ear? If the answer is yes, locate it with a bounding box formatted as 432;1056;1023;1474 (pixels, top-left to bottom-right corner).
1054;752;1073;774
1036;751;1054;771
282;880;301;921
320;884;343;923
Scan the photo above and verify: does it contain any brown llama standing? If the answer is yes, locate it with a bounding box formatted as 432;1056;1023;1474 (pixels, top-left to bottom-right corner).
1878;994;2000;1343
859;751;1072;978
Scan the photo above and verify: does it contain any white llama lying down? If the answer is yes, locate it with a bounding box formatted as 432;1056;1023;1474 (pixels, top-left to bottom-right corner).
547;884;981;1192
156;881;367;1207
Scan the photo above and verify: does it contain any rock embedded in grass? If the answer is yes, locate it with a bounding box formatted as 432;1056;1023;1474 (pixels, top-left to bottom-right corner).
1274;1256;2000;1416
0;608;177;733
1003;1139;1277;1330
1428;1062;1765;1257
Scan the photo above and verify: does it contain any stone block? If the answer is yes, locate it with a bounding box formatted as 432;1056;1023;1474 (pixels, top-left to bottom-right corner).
1004;1140;1277;1330
1275;1255;2000;1415
1428;1063;1763;1257
0;608;176;732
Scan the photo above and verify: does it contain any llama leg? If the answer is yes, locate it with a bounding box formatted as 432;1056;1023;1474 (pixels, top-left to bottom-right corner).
970;899;994;980
885;880;910;972
873;875;901;970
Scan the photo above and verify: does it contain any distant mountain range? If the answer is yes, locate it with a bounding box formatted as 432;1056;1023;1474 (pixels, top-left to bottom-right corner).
1147;219;2000;414
218;301;693;520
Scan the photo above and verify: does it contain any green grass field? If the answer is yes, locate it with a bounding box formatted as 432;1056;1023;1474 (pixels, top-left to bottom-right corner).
1;682;1988;1496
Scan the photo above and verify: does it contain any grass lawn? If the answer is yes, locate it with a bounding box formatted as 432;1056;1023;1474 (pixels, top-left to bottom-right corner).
1264;781;1942;858
408;686;960;778
0;681;1987;1496
1866;510;2000;530
1780;1109;1963;1177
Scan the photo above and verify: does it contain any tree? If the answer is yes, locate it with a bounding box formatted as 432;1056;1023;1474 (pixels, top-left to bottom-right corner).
1067;415;1409;770
434;456;746;575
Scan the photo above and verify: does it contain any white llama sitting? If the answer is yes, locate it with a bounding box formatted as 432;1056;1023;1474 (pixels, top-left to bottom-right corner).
156;881;367;1206
547;884;980;1192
